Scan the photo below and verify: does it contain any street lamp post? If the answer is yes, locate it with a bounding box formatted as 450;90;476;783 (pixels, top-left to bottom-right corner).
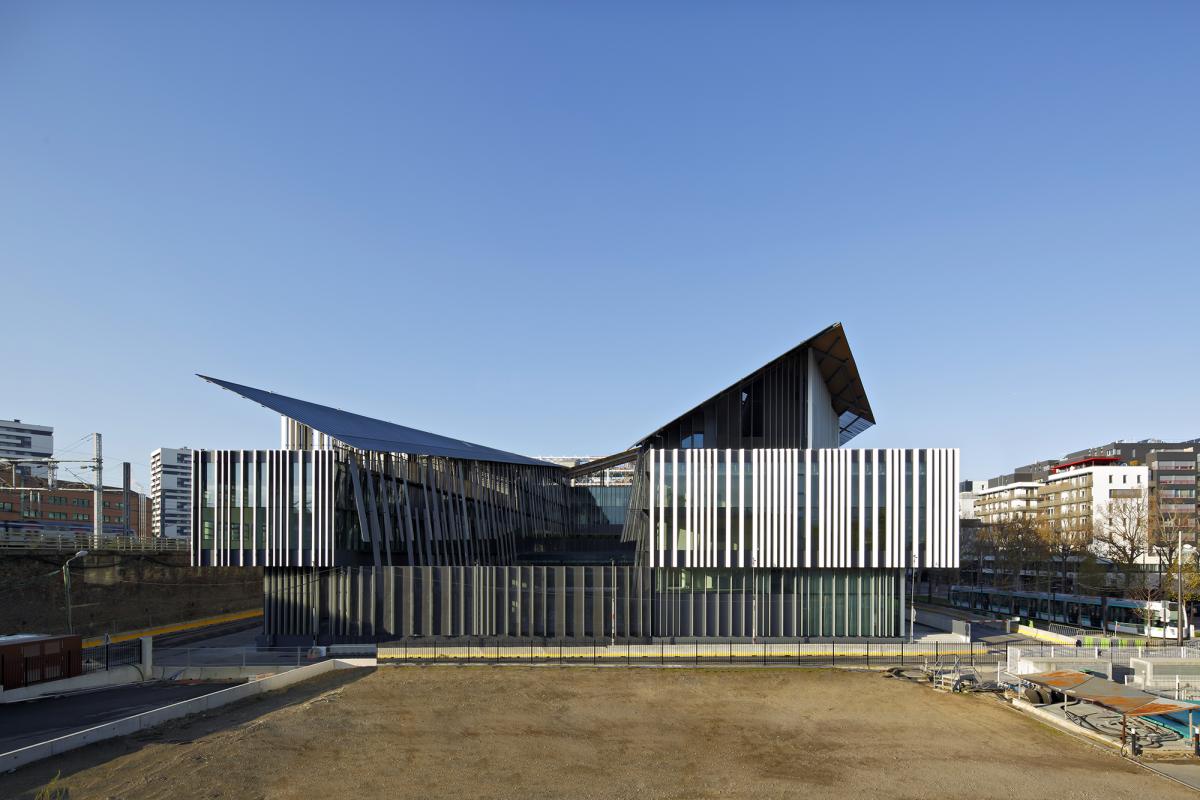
1179;529;1185;648
62;550;89;634
910;551;918;643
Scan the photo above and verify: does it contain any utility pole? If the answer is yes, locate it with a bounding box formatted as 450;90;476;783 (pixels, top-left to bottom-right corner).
122;462;131;537
1179;528;1185;648
93;433;103;544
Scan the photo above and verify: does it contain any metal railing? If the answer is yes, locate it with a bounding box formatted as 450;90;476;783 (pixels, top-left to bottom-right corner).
81;640;142;675
154;647;318;669
375;639;1012;668
1126;674;1200;700
0;531;188;553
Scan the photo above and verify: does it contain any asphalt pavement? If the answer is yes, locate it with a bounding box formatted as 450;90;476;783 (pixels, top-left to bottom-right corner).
0;682;232;753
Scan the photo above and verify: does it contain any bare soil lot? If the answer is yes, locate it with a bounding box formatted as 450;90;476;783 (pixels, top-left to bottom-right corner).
2;666;1193;800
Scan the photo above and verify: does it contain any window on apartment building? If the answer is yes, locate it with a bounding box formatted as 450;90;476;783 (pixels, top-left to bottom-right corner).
46;511;67;520
72;513;88;521
0;502;11;512
71;498;88;506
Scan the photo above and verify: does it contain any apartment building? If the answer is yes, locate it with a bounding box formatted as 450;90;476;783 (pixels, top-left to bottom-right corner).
1065;439;1199;542
958;479;986;520
974;463;1054;525
0;476;149;536
1038;456;1149;539
1147;449;1198;541
151;447;193;539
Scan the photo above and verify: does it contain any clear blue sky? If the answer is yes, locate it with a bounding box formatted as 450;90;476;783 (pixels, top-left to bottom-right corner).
3;1;1198;490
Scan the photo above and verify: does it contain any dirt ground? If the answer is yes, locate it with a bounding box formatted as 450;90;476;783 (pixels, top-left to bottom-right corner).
3;666;1195;800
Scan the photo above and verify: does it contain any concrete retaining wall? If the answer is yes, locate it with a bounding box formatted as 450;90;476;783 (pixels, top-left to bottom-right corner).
0;659;369;772
0;552;262;638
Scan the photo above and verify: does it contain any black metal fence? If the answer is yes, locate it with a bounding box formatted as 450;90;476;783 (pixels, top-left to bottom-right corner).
81;640;142;675
377;639;1014;668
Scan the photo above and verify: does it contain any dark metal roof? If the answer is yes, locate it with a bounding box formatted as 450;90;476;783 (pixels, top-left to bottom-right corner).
633;322;875;448
563;449;640;481
198;375;556;468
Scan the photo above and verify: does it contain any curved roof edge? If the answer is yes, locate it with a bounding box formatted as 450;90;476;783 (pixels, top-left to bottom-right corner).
632;322;875;448
197;375;557;468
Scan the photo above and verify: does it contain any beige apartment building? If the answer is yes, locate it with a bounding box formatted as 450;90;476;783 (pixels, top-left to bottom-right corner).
1037;456;1148;540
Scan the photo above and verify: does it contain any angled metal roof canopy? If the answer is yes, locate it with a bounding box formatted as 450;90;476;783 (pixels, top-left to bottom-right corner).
633;322;875;448
198;375;556;468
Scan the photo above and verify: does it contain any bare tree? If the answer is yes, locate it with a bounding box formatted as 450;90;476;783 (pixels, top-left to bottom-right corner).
1149;506;1200;641
1164;553;1200;639
977;518;1045;616
1127;578;1160;631
1038;518;1090;624
1092;495;1150;594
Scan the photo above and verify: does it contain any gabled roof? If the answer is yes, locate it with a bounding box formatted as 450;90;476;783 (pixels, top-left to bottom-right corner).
198;375;555;468
633;322;875;447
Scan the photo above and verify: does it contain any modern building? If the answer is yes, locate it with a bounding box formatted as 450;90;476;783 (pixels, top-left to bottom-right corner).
0;419;53;478
151;447;193;539
190;323;961;643
0;475;150;537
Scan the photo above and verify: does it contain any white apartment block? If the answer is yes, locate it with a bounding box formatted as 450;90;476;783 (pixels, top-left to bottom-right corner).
151;447;193;538
0;419;53;478
975;481;1042;525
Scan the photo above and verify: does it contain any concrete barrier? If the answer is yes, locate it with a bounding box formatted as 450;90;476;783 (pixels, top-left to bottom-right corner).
0;658;370;772
914;608;971;642
0;665;147;704
1016;624;1078;645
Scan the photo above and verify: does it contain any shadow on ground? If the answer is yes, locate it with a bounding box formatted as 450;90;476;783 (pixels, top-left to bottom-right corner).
0;666;374;800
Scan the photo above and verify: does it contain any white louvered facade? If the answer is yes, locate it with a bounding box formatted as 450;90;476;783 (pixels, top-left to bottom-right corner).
645;448;959;571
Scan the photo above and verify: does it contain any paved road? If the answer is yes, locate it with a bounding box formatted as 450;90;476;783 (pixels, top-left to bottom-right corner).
0;682;231;753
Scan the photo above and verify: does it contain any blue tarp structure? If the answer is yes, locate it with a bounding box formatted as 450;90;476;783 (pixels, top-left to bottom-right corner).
198;374;555;468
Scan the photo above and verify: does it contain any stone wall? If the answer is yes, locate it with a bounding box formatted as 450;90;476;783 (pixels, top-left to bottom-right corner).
0;551;262;637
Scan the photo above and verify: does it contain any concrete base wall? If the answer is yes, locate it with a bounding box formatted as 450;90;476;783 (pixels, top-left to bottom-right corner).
0;665;147;704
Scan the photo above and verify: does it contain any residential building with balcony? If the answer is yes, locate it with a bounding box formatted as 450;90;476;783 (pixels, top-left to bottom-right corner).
1037;456;1149;545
